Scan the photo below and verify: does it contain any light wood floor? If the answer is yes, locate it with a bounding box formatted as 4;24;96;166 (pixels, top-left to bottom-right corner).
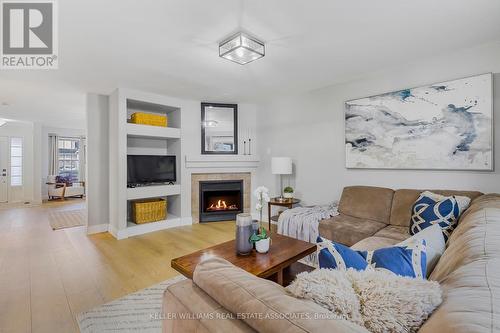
0;200;236;333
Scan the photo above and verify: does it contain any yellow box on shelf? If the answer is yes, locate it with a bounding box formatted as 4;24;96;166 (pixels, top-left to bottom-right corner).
131;198;167;224
130;112;168;127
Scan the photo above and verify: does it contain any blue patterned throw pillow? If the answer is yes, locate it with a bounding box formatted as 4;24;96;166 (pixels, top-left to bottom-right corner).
317;237;427;279
410;191;460;241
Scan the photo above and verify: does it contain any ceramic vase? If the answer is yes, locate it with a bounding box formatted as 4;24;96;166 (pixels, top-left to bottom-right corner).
255;238;270;253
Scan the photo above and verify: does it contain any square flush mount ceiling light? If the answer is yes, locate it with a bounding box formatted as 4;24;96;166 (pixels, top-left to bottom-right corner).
219;32;265;65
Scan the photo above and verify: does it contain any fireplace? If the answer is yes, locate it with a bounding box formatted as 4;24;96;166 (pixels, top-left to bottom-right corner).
199;180;243;222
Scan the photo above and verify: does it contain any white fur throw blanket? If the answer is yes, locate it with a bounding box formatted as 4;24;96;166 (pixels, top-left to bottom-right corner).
278;202;338;244
287;268;442;333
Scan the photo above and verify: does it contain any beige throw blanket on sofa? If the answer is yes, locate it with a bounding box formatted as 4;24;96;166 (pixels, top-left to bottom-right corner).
278;203;339;243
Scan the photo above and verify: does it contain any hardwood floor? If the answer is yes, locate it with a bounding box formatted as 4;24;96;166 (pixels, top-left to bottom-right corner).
0;200;236;333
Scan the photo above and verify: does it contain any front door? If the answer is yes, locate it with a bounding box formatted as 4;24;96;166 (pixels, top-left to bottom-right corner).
0;137;8;202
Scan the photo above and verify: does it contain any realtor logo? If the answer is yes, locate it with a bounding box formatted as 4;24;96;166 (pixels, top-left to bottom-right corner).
1;0;58;69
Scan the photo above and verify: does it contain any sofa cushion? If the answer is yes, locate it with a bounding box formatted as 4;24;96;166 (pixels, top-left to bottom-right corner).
420;194;500;333
163;279;254;333
193;257;369;333
338;186;394;223
351;236;400;251
373;225;409;242
389;189;483;227
319;214;386;247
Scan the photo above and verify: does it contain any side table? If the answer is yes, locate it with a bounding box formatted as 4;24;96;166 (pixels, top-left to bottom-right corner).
268;197;301;231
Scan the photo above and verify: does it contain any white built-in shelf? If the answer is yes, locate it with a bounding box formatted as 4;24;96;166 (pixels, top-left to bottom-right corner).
109;88;184;240
126;184;181;200
125;214;183;237
126;123;181;139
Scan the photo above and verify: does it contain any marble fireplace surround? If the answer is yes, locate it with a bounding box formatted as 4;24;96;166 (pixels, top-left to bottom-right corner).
191;172;251;223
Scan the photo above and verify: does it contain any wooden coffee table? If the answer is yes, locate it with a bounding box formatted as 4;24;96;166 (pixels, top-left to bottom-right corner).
171;233;316;286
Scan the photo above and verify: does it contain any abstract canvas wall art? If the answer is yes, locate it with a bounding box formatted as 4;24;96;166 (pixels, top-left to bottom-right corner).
345;73;493;170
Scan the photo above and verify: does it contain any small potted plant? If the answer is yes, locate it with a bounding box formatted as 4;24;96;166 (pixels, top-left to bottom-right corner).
283;186;294;199
250;227;270;253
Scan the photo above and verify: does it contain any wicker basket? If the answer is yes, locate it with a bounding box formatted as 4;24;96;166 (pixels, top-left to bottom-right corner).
131;199;167;224
130;112;168;127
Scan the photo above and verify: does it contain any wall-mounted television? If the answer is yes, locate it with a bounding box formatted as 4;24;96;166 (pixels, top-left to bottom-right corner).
127;155;176;185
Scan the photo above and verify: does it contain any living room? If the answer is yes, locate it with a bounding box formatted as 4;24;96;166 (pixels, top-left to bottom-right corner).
1;1;499;332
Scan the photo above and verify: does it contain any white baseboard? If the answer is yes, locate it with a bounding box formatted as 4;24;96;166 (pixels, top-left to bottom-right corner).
87;223;109;234
108;224;118;238
180;216;193;226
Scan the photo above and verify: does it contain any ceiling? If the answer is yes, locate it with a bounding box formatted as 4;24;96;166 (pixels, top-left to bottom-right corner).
1;0;500;128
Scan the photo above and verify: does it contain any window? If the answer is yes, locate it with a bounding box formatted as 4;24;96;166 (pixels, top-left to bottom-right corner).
10;137;23;186
58;137;80;182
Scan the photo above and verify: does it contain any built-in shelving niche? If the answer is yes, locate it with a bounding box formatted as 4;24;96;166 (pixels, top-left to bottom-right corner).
109;89;185;239
126;195;181;237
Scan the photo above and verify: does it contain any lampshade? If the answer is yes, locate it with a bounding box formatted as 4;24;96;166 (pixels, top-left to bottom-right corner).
271;157;292;175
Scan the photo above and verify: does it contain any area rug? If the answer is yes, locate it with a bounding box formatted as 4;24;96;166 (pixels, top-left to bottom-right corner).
48;209;86;230
77;275;186;333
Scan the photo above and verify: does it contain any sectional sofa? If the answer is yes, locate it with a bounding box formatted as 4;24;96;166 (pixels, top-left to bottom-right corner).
319;186;482;248
162;187;500;332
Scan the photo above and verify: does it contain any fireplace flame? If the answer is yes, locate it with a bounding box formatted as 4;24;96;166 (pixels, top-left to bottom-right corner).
207;200;238;211
212;200;227;209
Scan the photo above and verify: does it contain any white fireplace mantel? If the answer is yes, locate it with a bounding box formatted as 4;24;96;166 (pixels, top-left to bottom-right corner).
185;155;260;169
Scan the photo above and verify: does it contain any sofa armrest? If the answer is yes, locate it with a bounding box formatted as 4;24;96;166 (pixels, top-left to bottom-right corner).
193;257;368;333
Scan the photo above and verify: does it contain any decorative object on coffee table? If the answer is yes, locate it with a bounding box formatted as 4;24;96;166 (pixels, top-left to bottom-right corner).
250;226;271;253
235;213;253;255
171;233;315;286
283;186;294;199
254;185;270;224
271;157;292;201
268;197;301;231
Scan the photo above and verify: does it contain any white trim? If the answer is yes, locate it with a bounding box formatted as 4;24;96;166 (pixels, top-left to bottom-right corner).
112;216;193;239
126;184;181;200
185;155;260;169
87;223;109;234
108;224;119;238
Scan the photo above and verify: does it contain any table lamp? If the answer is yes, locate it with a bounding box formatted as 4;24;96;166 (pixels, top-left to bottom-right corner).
271;157;292;201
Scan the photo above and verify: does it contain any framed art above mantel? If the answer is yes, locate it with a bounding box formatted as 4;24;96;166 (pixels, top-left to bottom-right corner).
345;73;493;170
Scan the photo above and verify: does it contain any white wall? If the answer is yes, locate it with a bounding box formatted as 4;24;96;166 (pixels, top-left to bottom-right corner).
86;94;110;232
40;126;86;200
256;42;500;211
0;121;35;203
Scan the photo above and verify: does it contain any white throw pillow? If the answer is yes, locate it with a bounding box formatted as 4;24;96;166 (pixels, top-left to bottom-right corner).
398;224;445;277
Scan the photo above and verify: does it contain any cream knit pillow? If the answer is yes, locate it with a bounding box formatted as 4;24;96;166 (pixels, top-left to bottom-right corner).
287;268;442;333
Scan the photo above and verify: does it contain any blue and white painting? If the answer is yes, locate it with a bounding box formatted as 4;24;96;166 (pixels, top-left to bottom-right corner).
345;73;493;170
